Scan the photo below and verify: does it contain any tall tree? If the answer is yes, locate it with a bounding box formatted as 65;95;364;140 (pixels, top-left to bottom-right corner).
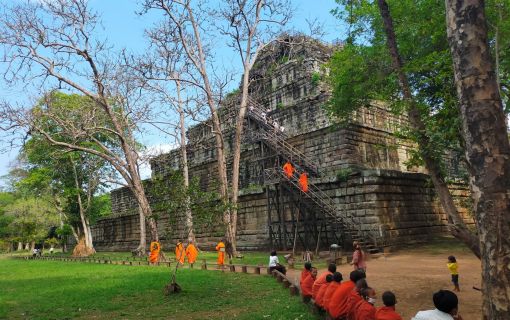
0;0;156;255
141;0;290;253
330;0;481;256
445;0;510;317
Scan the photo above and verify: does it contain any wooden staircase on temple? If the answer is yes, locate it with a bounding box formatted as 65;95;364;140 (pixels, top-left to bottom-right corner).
244;96;384;254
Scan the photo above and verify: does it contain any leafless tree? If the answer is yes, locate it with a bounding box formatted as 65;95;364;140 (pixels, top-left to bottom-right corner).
141;0;292;254
0;0;158;255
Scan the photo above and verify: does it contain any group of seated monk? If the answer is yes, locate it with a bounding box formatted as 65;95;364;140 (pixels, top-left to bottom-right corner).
300;263;401;320
300;262;463;320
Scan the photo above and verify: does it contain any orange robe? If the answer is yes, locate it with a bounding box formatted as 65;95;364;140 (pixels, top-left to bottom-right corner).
215;241;225;265
175;242;185;264
149;241;160;264
375;306;403;320
352;300;376;320
315;281;331;308
300;272;315;298
322;281;341;313
299;173;308;192
312;271;332;299
345;290;363;320
283;162;295;178
185;244;198;264
300;270;311;296
328;280;356;319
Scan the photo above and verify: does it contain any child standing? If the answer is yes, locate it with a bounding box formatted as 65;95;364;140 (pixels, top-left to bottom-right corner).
447;255;460;292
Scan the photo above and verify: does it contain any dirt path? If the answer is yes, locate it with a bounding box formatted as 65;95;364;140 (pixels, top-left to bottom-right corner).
286;251;482;319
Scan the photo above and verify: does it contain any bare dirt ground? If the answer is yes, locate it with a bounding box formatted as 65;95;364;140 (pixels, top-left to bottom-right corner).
287;245;482;319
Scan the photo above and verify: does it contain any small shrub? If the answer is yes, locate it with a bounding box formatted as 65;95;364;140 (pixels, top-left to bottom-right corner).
311;71;321;86
336;168;352;182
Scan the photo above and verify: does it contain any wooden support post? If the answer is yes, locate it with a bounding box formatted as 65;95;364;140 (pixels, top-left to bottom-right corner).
242;265;248;273
254;266;260;274
229;265;235;272
202;261;207;270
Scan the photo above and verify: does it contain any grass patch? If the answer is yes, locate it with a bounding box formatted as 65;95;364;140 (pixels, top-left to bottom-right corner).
0;257;318;320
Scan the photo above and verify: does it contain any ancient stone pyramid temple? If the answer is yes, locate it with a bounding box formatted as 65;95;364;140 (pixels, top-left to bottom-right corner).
92;36;472;252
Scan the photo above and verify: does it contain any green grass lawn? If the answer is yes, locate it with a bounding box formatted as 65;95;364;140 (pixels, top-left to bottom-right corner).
0;256;319;320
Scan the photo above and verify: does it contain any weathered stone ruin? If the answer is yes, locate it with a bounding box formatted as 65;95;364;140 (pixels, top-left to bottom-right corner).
91;36;472;252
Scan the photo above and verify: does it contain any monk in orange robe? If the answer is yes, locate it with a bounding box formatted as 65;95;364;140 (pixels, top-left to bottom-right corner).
352;287;376;320
301;266;317;300
185;242;199;265
328;270;366;319
175;241;185;265
312;263;336;299
299;172;308;192
283;161;295;178
315;274;333;308
375;291;403;320
215;240;226;266
322;272;343;313
149;241;160;264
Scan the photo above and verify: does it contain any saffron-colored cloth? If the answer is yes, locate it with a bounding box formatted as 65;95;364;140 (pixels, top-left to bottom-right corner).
299;172;309;192
322;281;341;313
352;249;367;271
300;270;312;296
312;271;332;299
283;161;295;179
352;299;376;320
185;244;198;264
375;306;403;320
300;272;315;298
345;290;363;320
447;262;458;275
175;242;185;264
149;241;160;264
328;281;356;319
215;241;225;265
315;282;331;308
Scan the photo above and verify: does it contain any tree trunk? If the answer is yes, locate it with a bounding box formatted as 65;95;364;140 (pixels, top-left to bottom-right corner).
445;1;510;318
17;242;22;251
377;0;480;257
176;79;195;243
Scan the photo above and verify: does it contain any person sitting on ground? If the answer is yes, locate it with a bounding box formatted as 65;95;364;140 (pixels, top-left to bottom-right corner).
322;272;343;313
345;278;369;320
312;263;337;299
351;287;377;320
375;291;403;320
328;269;366;319
412;290;463;320
268;250;286;275
300;262;313;299
315;274;334;309
302;267;317;302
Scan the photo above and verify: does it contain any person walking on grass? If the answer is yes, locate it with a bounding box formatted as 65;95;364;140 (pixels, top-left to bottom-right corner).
215;239;226;268
447;255;460;292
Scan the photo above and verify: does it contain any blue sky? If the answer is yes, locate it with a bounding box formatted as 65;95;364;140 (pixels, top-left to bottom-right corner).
0;0;346;187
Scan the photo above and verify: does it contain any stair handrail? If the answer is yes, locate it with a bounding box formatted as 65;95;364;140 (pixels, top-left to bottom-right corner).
263;167;383;249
